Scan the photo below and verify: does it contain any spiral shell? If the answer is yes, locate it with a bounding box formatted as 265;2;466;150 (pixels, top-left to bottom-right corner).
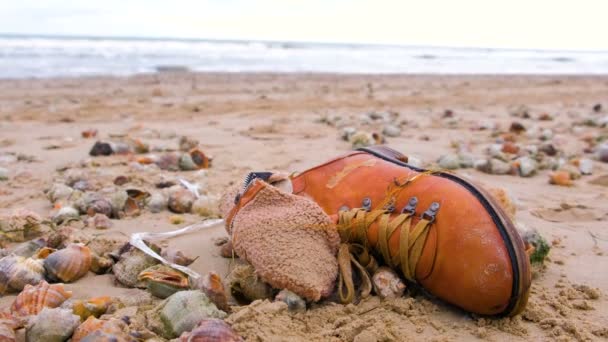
228;264;273;304
72;296;113;320
9;238;46;258
0;255;46;294
178;319;243;342
199;272;229;312
25;307;80;342
10;281;72;317
0;321;15;342
138;264;190;299
44;244;91;283
72;317;132;342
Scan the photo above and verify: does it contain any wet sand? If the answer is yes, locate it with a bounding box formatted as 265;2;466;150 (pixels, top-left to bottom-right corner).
0;73;607;341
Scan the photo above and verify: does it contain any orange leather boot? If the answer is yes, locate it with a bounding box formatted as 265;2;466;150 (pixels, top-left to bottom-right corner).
225;146;531;317
288;146;531;316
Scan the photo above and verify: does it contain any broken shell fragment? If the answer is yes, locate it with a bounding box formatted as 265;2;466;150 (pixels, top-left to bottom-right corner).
138;264;190;299
85;214;113;230
371;267;406;299
11;281;72;317
52;206;80;224
46;183;74;205
178;319;243;342
44;244;92;283
86;199;113;217
0;255;46;294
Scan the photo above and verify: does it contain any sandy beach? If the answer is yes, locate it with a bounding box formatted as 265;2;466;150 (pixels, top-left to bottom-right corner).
0;72;607;341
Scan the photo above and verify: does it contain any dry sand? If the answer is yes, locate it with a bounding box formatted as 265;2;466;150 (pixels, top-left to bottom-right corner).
0;73;607;341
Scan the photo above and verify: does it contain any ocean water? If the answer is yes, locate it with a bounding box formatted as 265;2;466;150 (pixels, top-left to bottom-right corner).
1;35;608;78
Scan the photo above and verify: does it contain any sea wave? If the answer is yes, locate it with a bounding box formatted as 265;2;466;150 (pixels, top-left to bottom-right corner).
0;35;607;78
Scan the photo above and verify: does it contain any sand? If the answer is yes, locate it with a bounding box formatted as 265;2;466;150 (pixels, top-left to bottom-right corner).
0;72;607;341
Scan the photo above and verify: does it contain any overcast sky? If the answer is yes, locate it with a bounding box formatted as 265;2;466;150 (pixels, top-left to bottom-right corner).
1;0;607;50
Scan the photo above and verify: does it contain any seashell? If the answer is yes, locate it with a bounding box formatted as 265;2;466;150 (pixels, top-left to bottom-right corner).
0;255;46;294
348;131;374;149
86;199;113;217
577;158;593;175
549;171;573;186
275;289;306;313
155;153;180;171
138;264;190;299
34;247;55;259
501;142;519;154
113;175;130;186
382;124;401;138
124;189;150;217
52;206;80;224
44;244;92;282
10;281;72;317
189;149;211;169
72;317;105;342
340;127;356;141
112;244;160;288
81;129;98;138
130;138;150;154
72;317;132;342
0;168;8;182
515;156;538;177
0;320;15;342
46;183;74;205
517;223;550;264
0;209;43;243
178;319;243;342
219;240;236;259
199;272;229;312
178;153;198;171
146;290;227;339
437;154;460;170
168;188;196;214
137;156;156;165
109;190;128;216
72;296;113;320
161;248;197;267
179;136;199;152
90;254;114;275
146;193;167;213
85;213;113;230
9;238;46;258
598;143;608;163
371;267;406;299
25;307;80;342
89;141;114;156
191;195;220;217
228;264;273;304
509;122;526;134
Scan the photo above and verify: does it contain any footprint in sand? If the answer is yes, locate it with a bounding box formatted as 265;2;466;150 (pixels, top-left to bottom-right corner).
531;202;606;223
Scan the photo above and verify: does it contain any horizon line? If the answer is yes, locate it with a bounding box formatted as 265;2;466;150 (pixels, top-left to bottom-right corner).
1;32;607;54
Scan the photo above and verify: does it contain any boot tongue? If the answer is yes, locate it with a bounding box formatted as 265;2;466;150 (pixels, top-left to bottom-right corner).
241;171;293;195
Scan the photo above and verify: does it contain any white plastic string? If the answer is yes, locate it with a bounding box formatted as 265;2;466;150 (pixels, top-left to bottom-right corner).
129;219;224;280
179;179;201;198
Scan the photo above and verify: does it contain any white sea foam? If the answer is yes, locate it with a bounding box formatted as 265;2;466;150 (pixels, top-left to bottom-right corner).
0;35;607;78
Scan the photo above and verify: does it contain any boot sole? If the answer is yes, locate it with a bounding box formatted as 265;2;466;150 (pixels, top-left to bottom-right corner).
358;146;531;317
